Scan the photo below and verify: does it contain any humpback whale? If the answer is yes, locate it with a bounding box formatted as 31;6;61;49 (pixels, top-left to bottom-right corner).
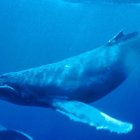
0;31;139;134
0;125;33;140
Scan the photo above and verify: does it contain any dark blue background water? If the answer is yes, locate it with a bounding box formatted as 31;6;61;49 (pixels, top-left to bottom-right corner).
0;0;140;139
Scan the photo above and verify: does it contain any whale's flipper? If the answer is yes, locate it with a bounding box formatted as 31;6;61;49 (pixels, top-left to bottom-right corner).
52;100;133;134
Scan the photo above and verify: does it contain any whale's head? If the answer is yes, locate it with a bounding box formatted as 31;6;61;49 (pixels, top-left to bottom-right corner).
0;85;18;103
0;73;48;107
0;74;26;105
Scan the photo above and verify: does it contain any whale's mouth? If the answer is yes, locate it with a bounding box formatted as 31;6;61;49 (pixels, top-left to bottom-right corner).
0;85;17;93
0;85;18;101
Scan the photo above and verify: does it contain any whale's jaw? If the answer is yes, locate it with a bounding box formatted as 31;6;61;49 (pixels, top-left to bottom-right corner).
0;85;20;103
0;85;17;96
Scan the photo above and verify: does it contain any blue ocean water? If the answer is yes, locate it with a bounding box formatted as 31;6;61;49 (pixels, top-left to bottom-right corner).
0;0;140;139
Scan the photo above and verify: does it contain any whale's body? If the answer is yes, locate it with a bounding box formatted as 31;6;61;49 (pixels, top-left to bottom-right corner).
0;45;126;105
0;31;139;134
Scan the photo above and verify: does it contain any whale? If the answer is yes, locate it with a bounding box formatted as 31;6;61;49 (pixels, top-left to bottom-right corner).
0;125;33;140
0;30;139;134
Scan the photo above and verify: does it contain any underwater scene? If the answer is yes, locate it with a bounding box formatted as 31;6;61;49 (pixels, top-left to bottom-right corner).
0;0;140;140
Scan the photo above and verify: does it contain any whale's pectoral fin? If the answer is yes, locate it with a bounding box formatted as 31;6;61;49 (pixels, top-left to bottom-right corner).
52;100;133;134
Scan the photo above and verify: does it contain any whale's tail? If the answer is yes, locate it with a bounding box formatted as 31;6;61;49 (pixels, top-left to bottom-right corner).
52;100;133;134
